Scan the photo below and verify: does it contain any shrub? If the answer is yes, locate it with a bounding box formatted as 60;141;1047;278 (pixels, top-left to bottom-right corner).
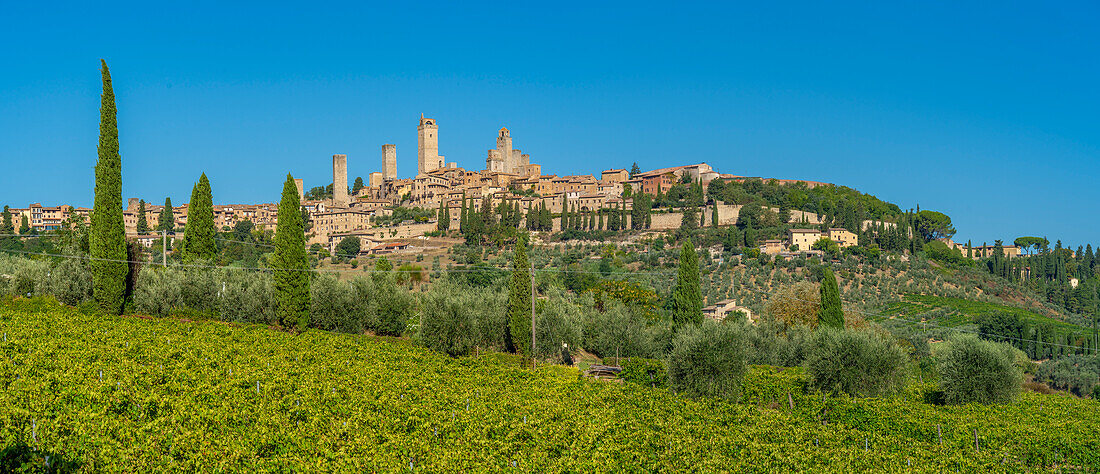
742;317;813;367
49;259;92;306
371;274;414;336
620;357;667;388
667;321;748;400
310;274;363;333
763;282;819;328
1033;354;1099;397
804;327;907;397
533;295;583;361
419;282;478;357
582;302;663;359
219;270;276;325
935;334;1023;405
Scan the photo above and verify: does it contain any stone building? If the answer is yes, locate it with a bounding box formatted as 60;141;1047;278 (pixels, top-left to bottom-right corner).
486;127;533;175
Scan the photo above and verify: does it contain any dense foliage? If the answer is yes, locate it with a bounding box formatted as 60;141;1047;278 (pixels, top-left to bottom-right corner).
3;298;1098;471
181;173;216;261
803;328;908;397
935;334;1024;405
273;174;310;331
667;321;748;400
90;59;128;315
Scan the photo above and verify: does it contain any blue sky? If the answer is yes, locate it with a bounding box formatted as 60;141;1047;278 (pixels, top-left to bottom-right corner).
1;1;1097;246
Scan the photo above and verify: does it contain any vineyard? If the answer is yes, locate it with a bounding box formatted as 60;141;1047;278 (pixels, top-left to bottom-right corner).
2;297;1099;471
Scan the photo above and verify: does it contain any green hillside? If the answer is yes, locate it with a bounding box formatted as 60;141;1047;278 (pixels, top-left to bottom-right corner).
2;297;1098;471
881;294;1085;334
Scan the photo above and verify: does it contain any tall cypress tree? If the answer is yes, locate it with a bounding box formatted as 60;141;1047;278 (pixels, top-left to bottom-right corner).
90;59;129;315
273;174;310;331
459;194;468;233
1;206;13;234
670;239;703;327
135;199;150;233
507;234;532;354
157;197;175;232
181;173;216;261
711;201;719;227
818;267;845;329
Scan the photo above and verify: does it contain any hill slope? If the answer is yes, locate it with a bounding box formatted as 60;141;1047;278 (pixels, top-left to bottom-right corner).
1;297;1098;471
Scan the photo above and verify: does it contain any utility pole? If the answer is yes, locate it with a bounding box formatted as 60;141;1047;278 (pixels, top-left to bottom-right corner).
530;261;536;370
162;229;167;267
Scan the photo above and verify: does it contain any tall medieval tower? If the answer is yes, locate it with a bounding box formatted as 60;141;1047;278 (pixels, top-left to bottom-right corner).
417;115;443;175
332;154;349;207
382;144;397;180
497;127;513;173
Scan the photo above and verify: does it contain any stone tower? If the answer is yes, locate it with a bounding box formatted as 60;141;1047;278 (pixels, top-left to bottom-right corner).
294;178;304;202
382;144;397;180
417;115;444;175
332;154;349;207
497;127;513;173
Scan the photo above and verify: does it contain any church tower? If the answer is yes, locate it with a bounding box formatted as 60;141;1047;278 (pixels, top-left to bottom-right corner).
417;115;443;175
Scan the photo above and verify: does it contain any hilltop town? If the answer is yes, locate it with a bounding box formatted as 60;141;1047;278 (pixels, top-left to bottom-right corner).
10;114;930;259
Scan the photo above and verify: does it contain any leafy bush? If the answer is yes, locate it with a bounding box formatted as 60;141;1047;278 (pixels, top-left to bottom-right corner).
764;281;819;328
935;334;1023;405
533;295;584;361
310;274;361;333
804;327;907;397
218;270;276;325
419;282;479;357
1034;354;1100;397
742;317;813;367
50;259;93;306
582;302;665;359
667;321;748;400
370;274;415;336
132;266;217;317
619;357;667;388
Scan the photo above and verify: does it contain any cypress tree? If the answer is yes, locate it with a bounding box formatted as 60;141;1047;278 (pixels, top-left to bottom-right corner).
157;197;175;232
181;173;216;261
436;200;447;231
1;206;13;234
135;199;150;233
273;173;310;331
459;194;468;233
507;234;532;354
711;201;719;227
818;267;845;329
670;239;703;327
90;59;129;315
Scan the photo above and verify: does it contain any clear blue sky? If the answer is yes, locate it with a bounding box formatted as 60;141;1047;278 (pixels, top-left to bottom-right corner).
1;1;1097;246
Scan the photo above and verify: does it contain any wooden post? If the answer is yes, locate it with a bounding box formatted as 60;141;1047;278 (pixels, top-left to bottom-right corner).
937;424;943;445
787;392;794;410
973;428;979;452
